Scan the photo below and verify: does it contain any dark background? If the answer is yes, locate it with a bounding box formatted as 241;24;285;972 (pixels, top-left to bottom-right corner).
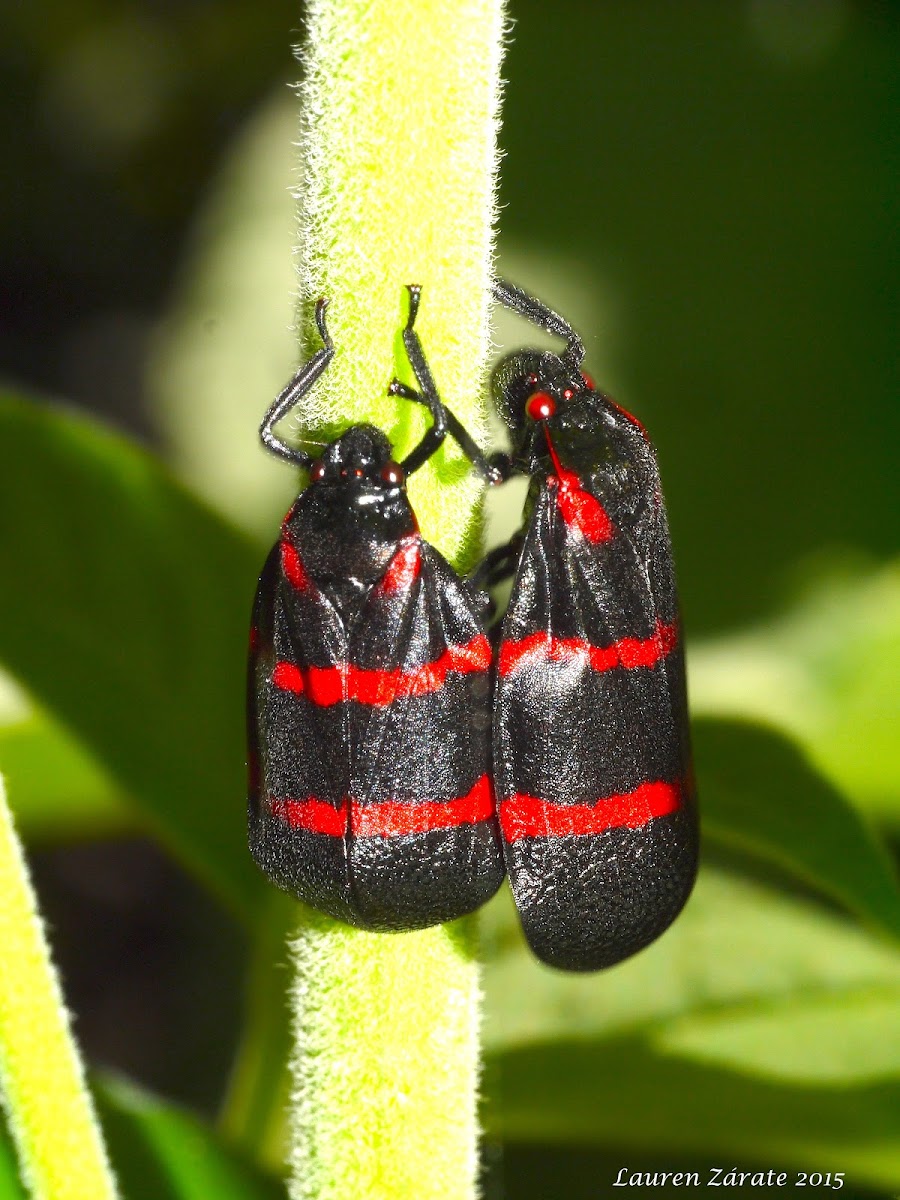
1;1;897;1194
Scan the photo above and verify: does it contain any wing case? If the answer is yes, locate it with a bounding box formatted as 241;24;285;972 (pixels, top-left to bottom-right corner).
495;395;698;970
249;529;503;930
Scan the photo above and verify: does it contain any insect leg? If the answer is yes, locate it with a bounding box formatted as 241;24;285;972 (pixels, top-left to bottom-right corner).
387;285;449;476
260;298;335;467
467;536;524;631
493;279;585;370
470;538;522;594
389;378;510;486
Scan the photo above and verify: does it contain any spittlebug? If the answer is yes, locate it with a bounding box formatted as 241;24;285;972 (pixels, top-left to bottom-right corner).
468;280;699;971
248;287;504;930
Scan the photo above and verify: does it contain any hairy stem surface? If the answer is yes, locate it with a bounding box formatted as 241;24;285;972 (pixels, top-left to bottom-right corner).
286;1;506;1197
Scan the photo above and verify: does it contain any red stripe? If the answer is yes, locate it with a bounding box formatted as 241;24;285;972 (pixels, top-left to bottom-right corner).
543;430;614;544
272;661;305;693
499;780;681;842
270;796;348;836
281;540;311;591
376;537;421;594
268;774;495;838
353;775;494;837
553;469;615;543
272;634;492;705
498;618;677;677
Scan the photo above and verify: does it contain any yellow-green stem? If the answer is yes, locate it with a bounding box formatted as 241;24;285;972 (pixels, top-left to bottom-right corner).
0;776;119;1200
286;1;505;1198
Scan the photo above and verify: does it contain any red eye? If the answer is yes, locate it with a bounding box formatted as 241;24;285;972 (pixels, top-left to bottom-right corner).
581;370;595;390
353;468;365;478
526;373;539;387
380;462;405;486
563;388;574;401
526;391;557;422
310;460;327;482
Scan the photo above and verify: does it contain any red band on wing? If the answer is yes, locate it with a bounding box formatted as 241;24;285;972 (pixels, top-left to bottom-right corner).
353;775;494;837
269;796;348;836
280;540;311;591
498;617;677;677
272;634;491;705
268;774;494;838
544;429;614;544
553;468;615;543
376;537;422;594
272;661;305;692
499;780;680;842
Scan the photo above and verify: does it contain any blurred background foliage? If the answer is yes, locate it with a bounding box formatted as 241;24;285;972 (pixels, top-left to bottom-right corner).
0;1;898;1197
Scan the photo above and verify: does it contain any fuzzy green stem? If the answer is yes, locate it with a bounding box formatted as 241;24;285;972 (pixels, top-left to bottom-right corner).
0;776;119;1200
286;2;505;1197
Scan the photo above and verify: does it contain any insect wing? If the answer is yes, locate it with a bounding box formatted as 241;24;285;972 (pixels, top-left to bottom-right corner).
249;534;504;930
495;476;698;970
343;537;503;929
248;539;358;922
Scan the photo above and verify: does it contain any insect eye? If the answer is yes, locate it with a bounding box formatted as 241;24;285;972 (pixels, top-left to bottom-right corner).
581;370;595;390
563;388;575;401
526;391;557;422
310;460;327;482
380;462;405;486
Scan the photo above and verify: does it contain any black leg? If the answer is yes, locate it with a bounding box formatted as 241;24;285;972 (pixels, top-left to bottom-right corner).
387;285;449;477
388;381;512;486
469;538;522;593
259;298;335;468
493;278;585;370
468;538;524;633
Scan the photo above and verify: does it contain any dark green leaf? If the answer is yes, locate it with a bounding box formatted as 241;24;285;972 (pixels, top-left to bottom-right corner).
483;869;900;1071
147;93;300;540
97;1077;283;1200
486;1037;900;1191
696;717;900;938
483;870;900;1184
493;1144;892;1200
0;394;264;921
689;562;900;819
0;695;129;838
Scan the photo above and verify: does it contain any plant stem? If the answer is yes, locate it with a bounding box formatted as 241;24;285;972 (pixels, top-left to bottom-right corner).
289;915;482;1200
285;1;506;1197
0;776;119;1200
293;0;505;572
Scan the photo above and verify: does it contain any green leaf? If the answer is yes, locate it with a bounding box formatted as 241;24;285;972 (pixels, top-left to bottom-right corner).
0;671;128;837
482;870;900;1186
657;988;900;1085
690;560;900;819
147;92;301;540
97;1078;283;1200
495;1143;893;1200
0;393;264;922
695;716;900;938
486;1038;900;1191
483;869;900;1061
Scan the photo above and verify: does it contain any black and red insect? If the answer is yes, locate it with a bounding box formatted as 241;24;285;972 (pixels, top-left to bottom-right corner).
468;281;699;971
248;287;504;930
